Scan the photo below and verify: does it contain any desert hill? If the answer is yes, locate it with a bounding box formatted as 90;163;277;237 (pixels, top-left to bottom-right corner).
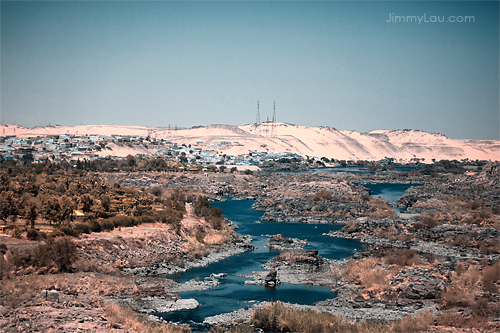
1;123;498;162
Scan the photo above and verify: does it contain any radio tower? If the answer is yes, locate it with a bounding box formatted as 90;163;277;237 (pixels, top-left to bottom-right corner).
265;116;269;137
255;100;261;136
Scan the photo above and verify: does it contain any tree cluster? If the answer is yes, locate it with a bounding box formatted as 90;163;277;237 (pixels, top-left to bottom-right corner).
193;195;226;230
0;164;186;235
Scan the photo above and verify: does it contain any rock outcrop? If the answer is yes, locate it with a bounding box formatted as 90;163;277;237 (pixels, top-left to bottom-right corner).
265;234;307;251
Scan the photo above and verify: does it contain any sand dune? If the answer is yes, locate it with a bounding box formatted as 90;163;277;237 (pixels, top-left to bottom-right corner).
1;123;498;162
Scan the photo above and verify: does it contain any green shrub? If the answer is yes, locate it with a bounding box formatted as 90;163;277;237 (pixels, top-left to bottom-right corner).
482;261;500;293
74;223;91;235
139;215;154;224
206;208;224;230
414;214;438;230
48;229;65;238
383;248;420;266
86;220;100;232
392;311;434;333
13;237;77;272
26;228;45;241
310;189;332;202
32;241;52;267
99;219;114;231
423;252;436;263
463;199;483;211
209;325;254;333
159;208;183;231
12;227;23;239
195;229;206;243
48;237;77;272
112;215;138;228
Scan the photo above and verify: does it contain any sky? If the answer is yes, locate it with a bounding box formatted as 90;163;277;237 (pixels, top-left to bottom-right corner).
1;0;499;140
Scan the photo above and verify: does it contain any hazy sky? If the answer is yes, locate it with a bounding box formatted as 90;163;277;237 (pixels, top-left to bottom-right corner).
1;1;498;140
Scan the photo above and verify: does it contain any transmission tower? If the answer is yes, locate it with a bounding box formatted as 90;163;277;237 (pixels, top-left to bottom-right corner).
255;100;261;136
271;101;277;138
265;116;269;137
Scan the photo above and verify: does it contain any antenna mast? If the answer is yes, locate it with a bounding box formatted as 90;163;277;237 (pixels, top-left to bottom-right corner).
255;100;261;136
266;116;270;137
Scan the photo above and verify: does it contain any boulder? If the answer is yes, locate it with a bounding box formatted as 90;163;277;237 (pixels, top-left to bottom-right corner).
173;298;199;311
210;273;227;279
264;270;279;287
48;290;60;303
41;289;60;303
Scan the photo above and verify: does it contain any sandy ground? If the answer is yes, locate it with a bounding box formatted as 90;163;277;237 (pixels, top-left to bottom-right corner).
2;123;498;161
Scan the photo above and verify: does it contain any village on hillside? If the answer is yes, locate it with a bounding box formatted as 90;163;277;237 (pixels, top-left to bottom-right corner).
0;132;305;169
1;124;498;170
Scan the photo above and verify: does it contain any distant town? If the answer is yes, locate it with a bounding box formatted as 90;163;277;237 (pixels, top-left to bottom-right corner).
0;132;307;168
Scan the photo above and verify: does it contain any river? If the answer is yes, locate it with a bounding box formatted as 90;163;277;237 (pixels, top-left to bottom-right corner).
160;183;415;330
361;183;422;203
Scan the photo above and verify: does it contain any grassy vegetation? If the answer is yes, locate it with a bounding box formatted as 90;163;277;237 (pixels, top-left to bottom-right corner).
343;258;389;294
310;189;333;202
342;248;500;330
391;311;434;333
441;261;500;311
250;301;388;333
6;237;77;274
105;303;191;333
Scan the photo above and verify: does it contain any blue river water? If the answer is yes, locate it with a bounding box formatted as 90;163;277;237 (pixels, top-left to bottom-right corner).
160;183;416;330
160;199;360;330
361;183;422;203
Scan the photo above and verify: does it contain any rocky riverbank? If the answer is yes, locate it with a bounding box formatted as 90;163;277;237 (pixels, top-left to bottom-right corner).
122;235;253;277
2;163;499;332
201;165;500;330
0;271;196;332
0;203;254;332
397;163;500;213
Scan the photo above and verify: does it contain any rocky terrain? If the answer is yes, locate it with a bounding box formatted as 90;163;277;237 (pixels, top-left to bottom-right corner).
250;177;392;224
203;164;500;331
2;162;499;332
0;203;253;333
0;271;194;333
264;234;307;251
398;163;500;213
325;164;500;261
